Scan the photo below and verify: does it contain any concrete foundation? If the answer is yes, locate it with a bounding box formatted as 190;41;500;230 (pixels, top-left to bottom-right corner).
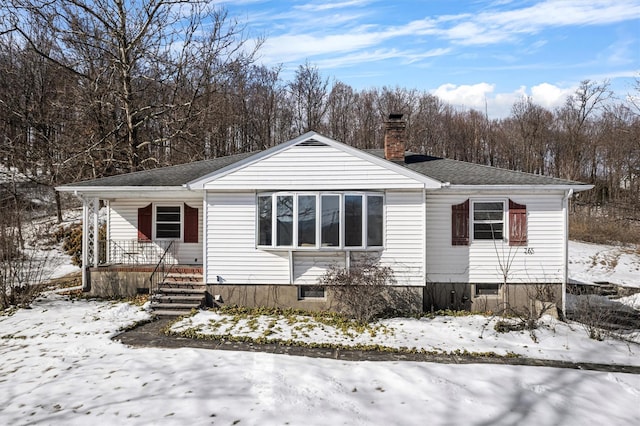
88;266;203;298
207;284;424;314
424;282;562;317
86;267;561;317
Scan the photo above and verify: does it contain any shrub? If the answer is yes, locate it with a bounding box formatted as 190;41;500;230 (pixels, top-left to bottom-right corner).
318;259;396;324
54;223;105;266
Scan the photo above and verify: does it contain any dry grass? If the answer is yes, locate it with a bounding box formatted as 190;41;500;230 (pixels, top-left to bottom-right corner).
570;213;640;246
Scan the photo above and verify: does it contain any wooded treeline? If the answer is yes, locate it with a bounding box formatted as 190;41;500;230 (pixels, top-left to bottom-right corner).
1;1;639;222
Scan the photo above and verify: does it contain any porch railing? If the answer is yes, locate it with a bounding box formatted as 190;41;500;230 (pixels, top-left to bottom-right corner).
97;240;179;266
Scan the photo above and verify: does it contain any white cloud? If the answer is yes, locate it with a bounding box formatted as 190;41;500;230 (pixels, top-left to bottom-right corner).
396;0;640;45
426;0;640;46
432;83;496;110
296;0;373;12
432;82;575;118
242;0;640;67
260;32;384;63
316;47;451;69
530;83;574;109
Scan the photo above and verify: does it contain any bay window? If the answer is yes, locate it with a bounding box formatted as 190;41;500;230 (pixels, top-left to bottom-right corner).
258;192;384;249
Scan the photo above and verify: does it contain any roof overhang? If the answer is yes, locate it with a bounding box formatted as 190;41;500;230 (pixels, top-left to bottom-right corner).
436;184;594;193
55;185;199;200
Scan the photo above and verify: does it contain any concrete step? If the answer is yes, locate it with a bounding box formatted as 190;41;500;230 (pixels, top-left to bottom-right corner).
160;280;206;288
151;302;201;310
153;294;204;302
151;269;205;316
157;286;206;294
165;273;202;280
152;309;198;317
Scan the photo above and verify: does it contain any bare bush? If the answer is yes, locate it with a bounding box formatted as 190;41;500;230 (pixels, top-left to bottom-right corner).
568;292;640;342
570;208;640;246
1;210;56;310
318;260;396;323
569;294;614;341
1;237;52;310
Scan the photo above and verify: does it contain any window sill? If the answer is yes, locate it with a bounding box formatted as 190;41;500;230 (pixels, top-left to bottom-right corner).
256;246;384;252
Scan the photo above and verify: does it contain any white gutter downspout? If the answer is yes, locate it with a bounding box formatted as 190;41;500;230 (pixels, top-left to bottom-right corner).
562;188;574;317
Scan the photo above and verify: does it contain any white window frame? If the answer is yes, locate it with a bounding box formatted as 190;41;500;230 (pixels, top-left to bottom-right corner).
471;199;506;242
320;193;341;248
256;192;384;251
154;203;183;241
474;283;501;297
298;285;326;300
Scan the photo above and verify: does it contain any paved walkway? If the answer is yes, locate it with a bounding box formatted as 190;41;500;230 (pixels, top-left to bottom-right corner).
115;318;640;374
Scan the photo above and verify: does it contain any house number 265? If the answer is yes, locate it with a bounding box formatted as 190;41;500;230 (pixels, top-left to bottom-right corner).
523;248;535;255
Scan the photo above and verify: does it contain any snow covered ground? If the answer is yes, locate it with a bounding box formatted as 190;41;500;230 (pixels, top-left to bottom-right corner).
0;238;639;425
569;241;640;288
1;293;639;425
172;310;640;366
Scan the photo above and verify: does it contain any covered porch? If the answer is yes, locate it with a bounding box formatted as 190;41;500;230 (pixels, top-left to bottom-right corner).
78;196;204;296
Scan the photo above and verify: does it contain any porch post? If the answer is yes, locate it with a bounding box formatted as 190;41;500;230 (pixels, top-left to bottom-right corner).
81;196;100;290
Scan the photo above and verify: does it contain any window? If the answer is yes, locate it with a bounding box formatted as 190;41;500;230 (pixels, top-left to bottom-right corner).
299;285;325;299
367;195;384;247
298;195;316;246
452;199;527;246
276;195;293;246
156;206;181;239
344;195;363;247
475;283;500;296
258;196;272;246
321;195;340;247
258;192;383;249
473;201;504;240
138;203;198;242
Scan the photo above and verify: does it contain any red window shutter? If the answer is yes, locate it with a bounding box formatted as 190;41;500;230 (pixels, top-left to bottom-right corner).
509;199;527;246
184;203;199;243
452;200;469;246
137;204;152;242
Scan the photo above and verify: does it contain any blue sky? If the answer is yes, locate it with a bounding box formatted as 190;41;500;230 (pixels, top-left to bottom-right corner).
222;0;640;118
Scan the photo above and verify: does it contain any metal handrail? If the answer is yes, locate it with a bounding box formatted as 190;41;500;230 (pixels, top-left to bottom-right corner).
148;240;175;295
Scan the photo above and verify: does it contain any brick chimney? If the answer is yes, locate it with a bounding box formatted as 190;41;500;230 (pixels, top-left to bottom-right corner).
384;113;405;163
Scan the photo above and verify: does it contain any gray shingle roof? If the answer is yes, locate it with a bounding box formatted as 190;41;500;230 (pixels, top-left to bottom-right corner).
64;151;256;187
367;150;583;186
62;142;584;189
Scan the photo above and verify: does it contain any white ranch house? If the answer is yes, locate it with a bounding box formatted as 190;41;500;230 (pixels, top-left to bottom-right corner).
57;115;592;316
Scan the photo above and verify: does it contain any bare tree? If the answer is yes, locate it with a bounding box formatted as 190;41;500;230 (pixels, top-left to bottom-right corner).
510;97;553;175
289;61;330;134
4;0;260;173
326;81;358;145
554;79;612;182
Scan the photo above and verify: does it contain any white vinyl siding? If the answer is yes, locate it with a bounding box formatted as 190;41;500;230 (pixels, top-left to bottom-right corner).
426;191;566;284
203;144;426;190
293;252;345;284
377;191;425;287
108;198;203;264
206;192;289;285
